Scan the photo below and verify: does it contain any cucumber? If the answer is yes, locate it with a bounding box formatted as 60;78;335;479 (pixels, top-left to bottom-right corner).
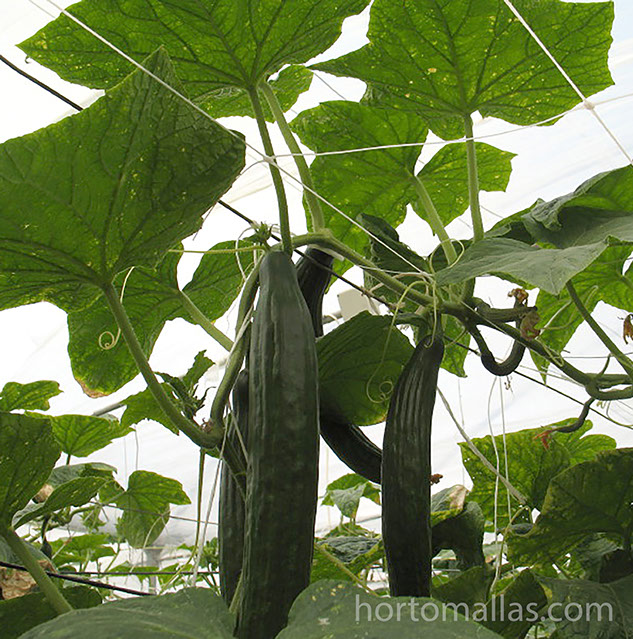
295;247;334;337
237;251;319;639
382;334;444;597
218;369;249;606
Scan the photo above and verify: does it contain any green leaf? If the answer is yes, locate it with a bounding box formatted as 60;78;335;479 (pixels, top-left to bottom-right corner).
47;463;116;488
523;166;633;248
181;351;214;390
13;476;106;528
278;580;506;638
460;422;615;531
20;0;369;98
50;533;117;567
570;534;623;582
414;143;515;227
199;65;313;120
430;484;469;526
317;312;414;425
322;474;380;519
508;448;633;564
435;238;607;295
0;413;60;528
312;537;382;584
432;566;494;608
48;414;132;458
0;586;101;639
0;47;245;312
432;502;486;569
292;101;427;259
0;381;61;412
536;573;633;638
481;570;547;639
18;588;235;639
115;470;190;548
315;0;613;138
531;246;633;376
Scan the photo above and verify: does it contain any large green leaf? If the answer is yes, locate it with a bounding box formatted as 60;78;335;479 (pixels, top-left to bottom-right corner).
115;470;190;548
292;101;428;258
322;473;380;520
432;566;494;608
508;448;633;564
68;237;252;396
49;414;132;458
0;381;61;412
435;237;607;295
523;166;633;248
18;588;235;639
0;48;245;312
0;413;60;529
0;587;101;639
20;0;368;101
460;422;615;531
531;246;633;376
315;0;613;138
537;573;633;638
278;580;505;638
13;476;106;528
317;312;414;425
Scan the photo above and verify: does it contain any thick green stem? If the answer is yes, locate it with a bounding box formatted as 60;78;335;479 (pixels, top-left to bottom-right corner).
102;283;221;449
1;527;72;615
260;82;325;231
178;291;233;352
566;281;633;380
248;88;292;255
464;115;483;242
412;176;457;264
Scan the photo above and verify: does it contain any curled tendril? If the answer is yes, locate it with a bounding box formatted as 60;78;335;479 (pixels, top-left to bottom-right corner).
98;329;121;350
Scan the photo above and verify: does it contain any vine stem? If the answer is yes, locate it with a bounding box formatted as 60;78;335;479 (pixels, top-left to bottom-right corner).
464;115;483;242
1;527;73;615
177;291;233;352
411;176;457;264
260;82;325;231
248;88;292;255
566;281;633;380
101;282;221;449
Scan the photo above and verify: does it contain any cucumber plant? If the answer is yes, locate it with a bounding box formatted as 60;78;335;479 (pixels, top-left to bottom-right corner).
1;0;633;638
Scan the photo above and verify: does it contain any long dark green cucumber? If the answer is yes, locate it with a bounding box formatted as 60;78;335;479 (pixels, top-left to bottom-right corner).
382;335;444;597
296;247;383;484
237;251;319;639
319;416;382;483
218;369;249;606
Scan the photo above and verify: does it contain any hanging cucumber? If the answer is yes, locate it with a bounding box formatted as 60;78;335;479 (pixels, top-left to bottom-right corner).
218;369;249;606
382;334;444;597
237;251;319;639
296;247;382;484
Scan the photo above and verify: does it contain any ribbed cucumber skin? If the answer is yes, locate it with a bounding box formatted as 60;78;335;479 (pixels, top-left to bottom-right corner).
295;247;334;337
218;369;249;606
237;251;319;639
382;335;444;597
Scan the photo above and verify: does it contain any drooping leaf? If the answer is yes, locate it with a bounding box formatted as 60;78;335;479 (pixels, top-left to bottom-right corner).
414;143;515;227
49;414;132;458
0;48;245;312
199;65;313;120
115;471;190;548
508;448;633;564
481;570;547;639
0;413;60;528
536;573;633;639
312;537;383;584
322;473;380;519
531;246;633;376
460;422;615;531
18;588;235;639
278;580;506;638
315;0;613;139
0;586;101;639
317;312;414;425
20;0;369;101
430;485;469;526
432;502;486;569
0;381;61;412
13;476;106;528
292;101;428;259
435;237;607;295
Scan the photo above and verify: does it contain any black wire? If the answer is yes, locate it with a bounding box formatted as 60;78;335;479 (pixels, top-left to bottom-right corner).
0;560;149;597
0;54;83;112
